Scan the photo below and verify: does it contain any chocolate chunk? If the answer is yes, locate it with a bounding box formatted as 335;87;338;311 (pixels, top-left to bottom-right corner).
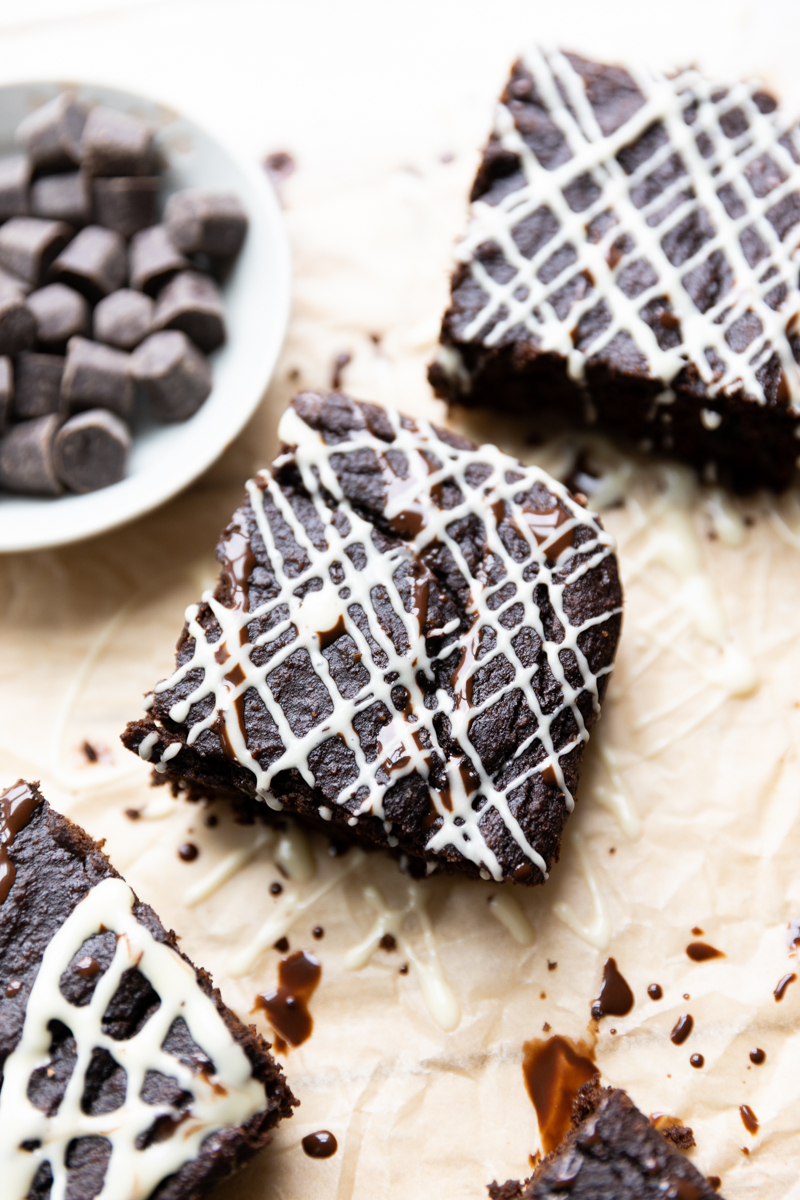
93;176;160;237
80;106;156;177
27;283;90;348
31;170;91;226
0;356;12;433
130;330;211;421
0;155;30;219
0;265;31;295
0;278;36;355
16;94;86;170
0;412;62;494
0;217;73;286
14;351;65;419
129;224;188;295
53;408;131;492
61;335;133;418
93;288;153;350
152;270;226;351
164;190;248;259
49;225;127;301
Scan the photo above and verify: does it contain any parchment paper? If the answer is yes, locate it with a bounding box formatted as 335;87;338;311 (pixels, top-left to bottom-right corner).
3;10;800;1196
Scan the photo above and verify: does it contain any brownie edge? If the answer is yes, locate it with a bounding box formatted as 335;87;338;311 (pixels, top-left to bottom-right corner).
0;780;296;1200
488;1081;727;1200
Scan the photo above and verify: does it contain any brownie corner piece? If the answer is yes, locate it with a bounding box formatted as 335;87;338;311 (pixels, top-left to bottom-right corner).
430;47;800;492
0;779;296;1200
122;391;621;886
489;1081;727;1199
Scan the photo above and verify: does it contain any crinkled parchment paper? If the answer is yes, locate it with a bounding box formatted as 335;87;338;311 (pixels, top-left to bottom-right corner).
3;13;800;1197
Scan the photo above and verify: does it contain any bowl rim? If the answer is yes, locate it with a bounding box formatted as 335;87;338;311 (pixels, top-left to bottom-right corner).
0;79;292;554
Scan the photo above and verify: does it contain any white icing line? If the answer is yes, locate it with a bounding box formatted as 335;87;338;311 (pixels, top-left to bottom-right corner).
153;402;618;882
449;49;800;410
345;884;461;1032
185;829;275;907
593;743;642;840
487;891;536;945
552;832;611;950
228;850;365;977
0;877;266;1200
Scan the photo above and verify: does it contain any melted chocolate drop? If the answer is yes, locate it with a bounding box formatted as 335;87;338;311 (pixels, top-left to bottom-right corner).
76;956;100;978
740;1104;759;1135
647;983;663;1000
274;937;289;953
312;925;324;940
0;781;41;904
691;926;704;936
399;964;408;974
591;957;634;1020
686;942;724;961
749;1048;766;1065
5;979;22;997
178;842;199;862
380;933;397;951
270;882;283;896
255;950;321;1049
670;1014;694;1045
522;1035;597;1155
124;807;141;820
689;1053;704;1069
774;972;797;1001
302;1130;338;1159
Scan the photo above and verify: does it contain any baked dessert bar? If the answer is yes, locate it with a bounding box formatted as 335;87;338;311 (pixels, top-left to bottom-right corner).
429;48;800;491
489;1081;726;1199
122;392;621;886
0;780;296;1199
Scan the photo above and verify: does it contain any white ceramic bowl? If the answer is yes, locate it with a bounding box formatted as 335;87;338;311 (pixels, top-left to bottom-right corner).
0;82;291;552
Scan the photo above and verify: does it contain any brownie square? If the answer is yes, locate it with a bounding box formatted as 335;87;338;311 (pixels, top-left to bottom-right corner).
122;391;621;886
489;1081;727;1199
0;780;296;1200
429;48;800;491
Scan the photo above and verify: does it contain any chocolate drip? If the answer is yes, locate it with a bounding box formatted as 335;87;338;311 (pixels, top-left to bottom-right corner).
740;1104;759;1135
689;1053;704;1069
0;781;41;904
255;950;321;1052
591;957;634;1020
647;983;663;1000
686;942;724;961
302;1130;338;1158
522;1035;597;1155
749;1047;766;1065
670;1014;694;1045
774;972;797;1001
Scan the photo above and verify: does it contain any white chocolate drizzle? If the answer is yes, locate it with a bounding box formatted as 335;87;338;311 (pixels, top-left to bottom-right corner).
487;890;536;945
345;884;461;1031
443;47;800;410
552;832;611;950
229;850;366;978
185;829;275;907
153;401;619;883
0;877;267;1200
593;742;642;840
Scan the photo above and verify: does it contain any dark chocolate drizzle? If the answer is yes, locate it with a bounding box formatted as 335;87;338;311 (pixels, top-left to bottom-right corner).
670;1014;694;1045
0;780;41;904
522;1034;597;1155
591;957;634;1020
686;942;724;962
255;950;322;1052
302;1130;338;1158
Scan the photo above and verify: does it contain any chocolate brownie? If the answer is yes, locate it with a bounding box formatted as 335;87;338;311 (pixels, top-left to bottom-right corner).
121;392;621;886
429;48;800;492
0;780;296;1199
488;1081;726;1199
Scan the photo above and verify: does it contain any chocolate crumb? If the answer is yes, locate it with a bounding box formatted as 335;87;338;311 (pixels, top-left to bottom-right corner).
312;926;324;940
124;807;140;821
547;960;557;971
331;352;351;391
380;933;397;951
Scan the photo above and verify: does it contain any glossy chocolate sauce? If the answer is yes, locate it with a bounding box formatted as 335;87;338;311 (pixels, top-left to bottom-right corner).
647;983;663;1000
76;955;100;978
740;1104;759;1135
255;950;321;1053
522;1035;597;1155
686;942;724;961
591;957;634;1020
0;781;40;904
5;979;22;997
749;1048;766;1065
774;972;797;1001
689;1053;704;1069
178;843;199;862
302;1130;338;1158
670;1014;694;1045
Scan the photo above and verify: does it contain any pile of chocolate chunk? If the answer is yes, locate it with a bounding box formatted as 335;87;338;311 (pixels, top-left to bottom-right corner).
0;92;248;497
